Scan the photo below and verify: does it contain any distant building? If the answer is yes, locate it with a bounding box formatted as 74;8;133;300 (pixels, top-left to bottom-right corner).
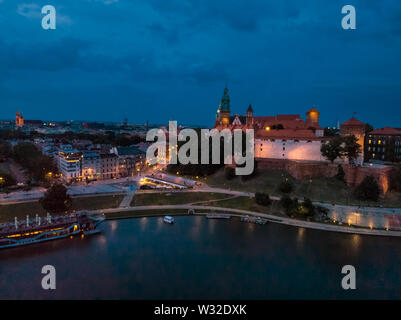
57;145;83;181
111;146;146;177
81;151;101;180
24;120;43;128
365;127;401;162
100;153;119;179
15;110;24;127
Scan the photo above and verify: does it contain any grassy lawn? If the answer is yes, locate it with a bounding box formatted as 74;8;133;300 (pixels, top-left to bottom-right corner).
71;195;123;211
105;209;192;219
0;195;124;223
202;168;401;208
131;192;231;206
204;196;284;215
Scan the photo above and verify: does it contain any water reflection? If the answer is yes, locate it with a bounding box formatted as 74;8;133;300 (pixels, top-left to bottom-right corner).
190;216;202;239
139;217;148;231
208;219;216;234
156;217;163;231
1;217;401;299
351;234;361;251
297;227;305;241
110;220;117;234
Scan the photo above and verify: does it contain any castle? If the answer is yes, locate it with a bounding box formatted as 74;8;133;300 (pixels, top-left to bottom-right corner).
214;87;366;164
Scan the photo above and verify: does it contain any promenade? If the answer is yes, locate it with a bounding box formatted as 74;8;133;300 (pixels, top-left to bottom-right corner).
99;204;401;237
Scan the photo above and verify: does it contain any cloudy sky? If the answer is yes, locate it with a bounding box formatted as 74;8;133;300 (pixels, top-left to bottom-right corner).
0;0;401;127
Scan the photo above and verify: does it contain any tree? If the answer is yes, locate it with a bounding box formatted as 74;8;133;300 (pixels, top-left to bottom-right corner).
321;136;343;163
0;172;16;188
353;176;380;202
278;179;294;194
300;197;314;216
255;192;272;206
342;135;361;164
40;183;72;214
365;123;374;134
0;140;12;159
279;195;298;214
336;165;346;182
12;142;58;182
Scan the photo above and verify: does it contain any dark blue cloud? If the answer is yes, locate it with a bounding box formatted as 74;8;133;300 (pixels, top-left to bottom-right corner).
0;0;400;127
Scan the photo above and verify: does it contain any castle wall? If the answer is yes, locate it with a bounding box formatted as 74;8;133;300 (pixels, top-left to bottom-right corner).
285;161;338;180
255;139;325;161
256;158;338;179
256;158;392;195
342;164;392;195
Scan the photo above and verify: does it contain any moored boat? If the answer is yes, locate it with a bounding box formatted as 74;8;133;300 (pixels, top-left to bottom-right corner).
0;211;105;249
163;216;174;224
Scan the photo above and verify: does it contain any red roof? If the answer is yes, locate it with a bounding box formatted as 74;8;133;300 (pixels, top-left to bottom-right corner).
276;114;301;121
341;117;365;127
370;127;401;136
306;108;319;114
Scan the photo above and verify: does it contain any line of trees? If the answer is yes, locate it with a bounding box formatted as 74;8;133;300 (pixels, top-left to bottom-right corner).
12;142;58;183
0;129;145;147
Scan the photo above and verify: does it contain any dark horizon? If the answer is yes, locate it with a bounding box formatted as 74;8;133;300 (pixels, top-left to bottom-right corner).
1;1;401;129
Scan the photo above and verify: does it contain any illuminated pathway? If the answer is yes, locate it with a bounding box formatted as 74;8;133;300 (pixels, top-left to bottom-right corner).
99;204;401;237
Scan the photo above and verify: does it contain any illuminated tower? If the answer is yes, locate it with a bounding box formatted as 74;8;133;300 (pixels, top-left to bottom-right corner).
216;87;231;127
340;116;366;165
15;110;24;127
306;108;320;126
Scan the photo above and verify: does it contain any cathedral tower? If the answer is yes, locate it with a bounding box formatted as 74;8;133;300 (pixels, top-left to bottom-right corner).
216;87;231;126
15;110;24;127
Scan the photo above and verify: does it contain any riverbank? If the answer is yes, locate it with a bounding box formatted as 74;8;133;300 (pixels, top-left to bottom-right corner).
101;204;401;238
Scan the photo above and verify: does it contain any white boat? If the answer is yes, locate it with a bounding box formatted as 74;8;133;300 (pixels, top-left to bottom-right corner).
163;216;174;224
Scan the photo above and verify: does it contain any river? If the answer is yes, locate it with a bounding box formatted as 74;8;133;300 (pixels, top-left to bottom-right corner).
1;216;401;299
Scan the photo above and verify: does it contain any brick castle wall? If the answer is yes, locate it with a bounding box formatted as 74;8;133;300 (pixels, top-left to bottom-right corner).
256;158;392;194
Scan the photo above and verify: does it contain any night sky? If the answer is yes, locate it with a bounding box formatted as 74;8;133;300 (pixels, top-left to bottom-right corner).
0;0;401;128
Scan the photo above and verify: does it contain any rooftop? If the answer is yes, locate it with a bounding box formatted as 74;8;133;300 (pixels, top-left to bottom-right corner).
341;117;365;127
369;127;401;136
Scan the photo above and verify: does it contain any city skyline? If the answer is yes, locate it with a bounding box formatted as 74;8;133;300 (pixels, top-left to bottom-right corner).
1;0;401;127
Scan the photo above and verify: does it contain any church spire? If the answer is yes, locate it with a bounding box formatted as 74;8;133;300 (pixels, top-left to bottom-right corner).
219;86;230;112
215;86;231;126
